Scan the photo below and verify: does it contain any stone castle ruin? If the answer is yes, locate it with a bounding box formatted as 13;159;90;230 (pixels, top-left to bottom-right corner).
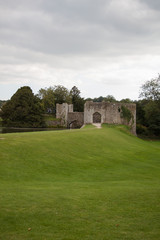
56;101;136;134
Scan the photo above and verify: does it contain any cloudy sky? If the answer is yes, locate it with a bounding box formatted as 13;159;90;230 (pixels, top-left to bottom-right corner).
0;0;160;100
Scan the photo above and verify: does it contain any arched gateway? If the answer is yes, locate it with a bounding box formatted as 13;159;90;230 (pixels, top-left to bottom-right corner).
93;112;101;123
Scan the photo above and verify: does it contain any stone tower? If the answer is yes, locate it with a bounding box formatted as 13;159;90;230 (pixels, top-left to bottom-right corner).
56;103;73;126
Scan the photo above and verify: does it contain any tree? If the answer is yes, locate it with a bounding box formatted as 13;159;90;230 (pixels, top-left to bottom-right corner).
137;75;160;137
92;95;116;103
38;87;55;113
37;85;72;113
70;86;84;112
139;74;160;100
120;98;132;103
135;100;147;125
93;96;104;102
144;100;160;136
85;98;93;101
53;85;72;104
0;100;6;108
1;86;45;127
104;95;116;102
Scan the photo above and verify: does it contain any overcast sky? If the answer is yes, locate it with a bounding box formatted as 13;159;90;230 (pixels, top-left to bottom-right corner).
0;0;160;100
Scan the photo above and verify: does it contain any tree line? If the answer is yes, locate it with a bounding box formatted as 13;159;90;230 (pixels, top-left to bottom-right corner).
38;85;84;113
0;75;160;137
136;75;160;137
0;85;85;128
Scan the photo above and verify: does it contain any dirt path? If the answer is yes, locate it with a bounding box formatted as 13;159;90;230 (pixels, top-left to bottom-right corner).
92;123;102;128
81;123;102;128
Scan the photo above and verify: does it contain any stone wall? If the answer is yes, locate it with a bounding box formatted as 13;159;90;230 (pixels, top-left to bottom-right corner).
84;101;136;134
56;101;136;134
68;112;84;128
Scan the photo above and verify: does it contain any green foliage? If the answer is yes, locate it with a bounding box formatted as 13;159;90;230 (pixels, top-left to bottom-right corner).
144;100;160;136
137;75;160;136
136;124;149;136
120;105;133;123
1;86;45;127
0;117;2;127
85;97;93;101
93;96;104;102
86;95;117;103
0;126;160;239
135;99;147;126
70;86;84;112
38;85;84;113
139;74;160;100
136;99;160;137
120;98;133;103
43;114;58;121
54;85;72;104
104;95;117;102
0;100;6;108
38;87;55;113
38;85;72;113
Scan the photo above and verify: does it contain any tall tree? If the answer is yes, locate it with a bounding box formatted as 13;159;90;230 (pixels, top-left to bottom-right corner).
38;87;55;113
53;85;72;104
1;86;44;127
93;96;104;102
135;100;147;126
137;75;160;136
120;98;132;103
92;95;116;103
144;100;160;136
0;100;6;108
104;95;116;102
70;86;84;112
139;74;160;100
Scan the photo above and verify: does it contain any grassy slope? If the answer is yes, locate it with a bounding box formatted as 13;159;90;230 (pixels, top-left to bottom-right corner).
0;125;160;240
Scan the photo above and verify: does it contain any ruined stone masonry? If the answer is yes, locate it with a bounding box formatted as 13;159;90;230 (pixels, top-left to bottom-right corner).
56;101;136;134
56;103;73;125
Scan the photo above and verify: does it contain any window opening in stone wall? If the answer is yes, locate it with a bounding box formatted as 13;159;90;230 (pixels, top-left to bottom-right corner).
93;112;101;123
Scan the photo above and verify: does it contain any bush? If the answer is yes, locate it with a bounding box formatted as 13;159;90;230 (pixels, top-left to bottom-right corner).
1;86;45;128
136;124;148;136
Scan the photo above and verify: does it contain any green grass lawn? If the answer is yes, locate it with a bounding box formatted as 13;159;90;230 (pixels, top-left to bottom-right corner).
0;125;160;240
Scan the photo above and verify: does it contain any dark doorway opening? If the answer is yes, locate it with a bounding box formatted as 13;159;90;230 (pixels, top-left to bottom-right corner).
93;112;101;123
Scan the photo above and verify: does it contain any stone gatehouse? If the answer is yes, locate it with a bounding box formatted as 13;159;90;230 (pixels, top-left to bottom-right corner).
56;101;136;134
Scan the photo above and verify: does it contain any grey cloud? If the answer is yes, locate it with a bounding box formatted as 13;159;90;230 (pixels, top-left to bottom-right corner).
140;0;160;10
1;0;160;101
1;0;160;58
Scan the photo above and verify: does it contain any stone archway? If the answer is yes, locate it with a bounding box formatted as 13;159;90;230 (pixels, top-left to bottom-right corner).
93;112;101;123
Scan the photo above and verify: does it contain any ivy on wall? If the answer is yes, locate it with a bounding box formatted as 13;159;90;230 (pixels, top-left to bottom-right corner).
120;105;134;125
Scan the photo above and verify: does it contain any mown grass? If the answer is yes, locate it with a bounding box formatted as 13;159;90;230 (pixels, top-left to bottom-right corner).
0;125;160;240
83;124;96;129
43;114;57;121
